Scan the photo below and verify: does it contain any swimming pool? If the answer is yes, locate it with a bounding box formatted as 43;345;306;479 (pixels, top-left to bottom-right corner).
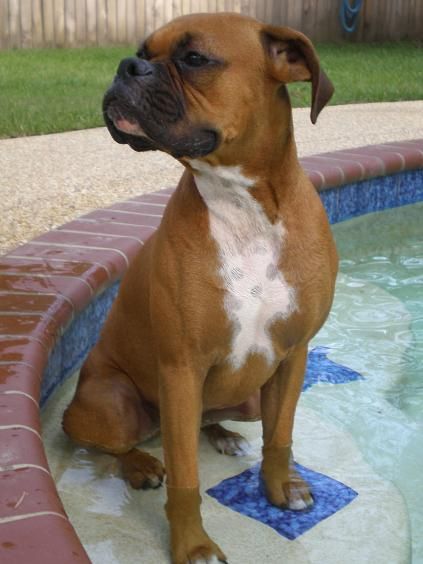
1;140;422;563
309;201;423;563
40;201;422;563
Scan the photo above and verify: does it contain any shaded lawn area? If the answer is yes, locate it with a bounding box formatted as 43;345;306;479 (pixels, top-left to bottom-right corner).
0;41;422;138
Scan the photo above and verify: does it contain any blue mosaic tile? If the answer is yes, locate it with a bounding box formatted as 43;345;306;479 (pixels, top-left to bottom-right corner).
397;170;423;206
42;340;63;404
303;346;364;391
375;173;399;211
356;178;384;217
320;188;339;224
336;182;359;222
207;462;358;540
41;281;120;406
413;170;423;201
364;178;381;214
61;283;119;376
322;170;423;226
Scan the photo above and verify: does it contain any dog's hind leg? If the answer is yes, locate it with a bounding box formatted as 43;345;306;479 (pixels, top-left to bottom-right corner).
62;350;164;489
203;423;251;456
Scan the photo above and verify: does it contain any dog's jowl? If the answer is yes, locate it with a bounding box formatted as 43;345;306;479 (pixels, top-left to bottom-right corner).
63;12;338;564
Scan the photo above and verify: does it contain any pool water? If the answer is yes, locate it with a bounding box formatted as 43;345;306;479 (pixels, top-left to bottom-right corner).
41;202;423;563
309;201;423;563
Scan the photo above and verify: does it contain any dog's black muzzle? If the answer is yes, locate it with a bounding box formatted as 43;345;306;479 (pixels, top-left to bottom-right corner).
103;57;220;159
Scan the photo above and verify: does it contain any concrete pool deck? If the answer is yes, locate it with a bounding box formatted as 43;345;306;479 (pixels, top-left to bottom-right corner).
1;100;423;256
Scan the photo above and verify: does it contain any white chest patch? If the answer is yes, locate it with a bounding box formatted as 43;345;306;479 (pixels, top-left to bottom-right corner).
190;160;297;370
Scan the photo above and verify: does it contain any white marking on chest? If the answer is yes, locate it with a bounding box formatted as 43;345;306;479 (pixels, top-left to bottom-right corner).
190;161;297;370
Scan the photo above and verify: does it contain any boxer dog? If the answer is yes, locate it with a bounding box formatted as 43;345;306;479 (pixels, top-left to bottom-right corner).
63;12;338;563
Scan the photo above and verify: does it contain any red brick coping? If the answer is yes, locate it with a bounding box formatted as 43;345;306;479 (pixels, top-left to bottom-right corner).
1;140;422;563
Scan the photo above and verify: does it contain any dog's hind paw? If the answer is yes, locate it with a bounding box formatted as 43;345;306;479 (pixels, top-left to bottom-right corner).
203;423;251;456
192;556;227;564
179;545;227;564
116;448;165;490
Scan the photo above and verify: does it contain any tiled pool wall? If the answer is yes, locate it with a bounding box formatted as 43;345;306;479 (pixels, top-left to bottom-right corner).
0;139;422;563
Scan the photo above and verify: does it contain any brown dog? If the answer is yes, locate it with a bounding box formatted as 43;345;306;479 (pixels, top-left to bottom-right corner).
63;12;338;563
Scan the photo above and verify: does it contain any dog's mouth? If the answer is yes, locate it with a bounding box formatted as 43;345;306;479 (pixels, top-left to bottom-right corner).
103;97;160;153
103;83;221;158
106;105;148;138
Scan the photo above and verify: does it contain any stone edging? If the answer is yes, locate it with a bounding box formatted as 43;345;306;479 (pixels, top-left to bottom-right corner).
0;139;422;563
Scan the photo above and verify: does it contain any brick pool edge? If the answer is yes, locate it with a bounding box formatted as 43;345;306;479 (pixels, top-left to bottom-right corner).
0;140;422;563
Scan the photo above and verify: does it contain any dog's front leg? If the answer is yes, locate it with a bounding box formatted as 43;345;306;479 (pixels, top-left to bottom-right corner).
159;363;227;564
260;345;314;511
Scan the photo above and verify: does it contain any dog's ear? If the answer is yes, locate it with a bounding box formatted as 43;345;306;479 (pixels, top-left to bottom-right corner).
261;26;334;123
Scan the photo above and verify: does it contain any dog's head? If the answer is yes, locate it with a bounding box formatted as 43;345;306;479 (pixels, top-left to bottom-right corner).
103;13;334;161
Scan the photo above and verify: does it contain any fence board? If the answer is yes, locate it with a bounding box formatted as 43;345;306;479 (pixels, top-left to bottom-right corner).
240;0;250;17
145;0;155;35
20;0;33;47
135;0;145;42
0;1;9;48
1;0;421;48
276;1;288;25
8;0;21;48
199;0;208;13
116;0;127;43
412;0;423;40
54;0;65;45
232;0;241;14
208;0;217;13
64;0;76;46
97;0;107;45
74;0;86;44
224;0;232;13
182;0;191;15
126;0;136;43
86;0;97;45
106;0;117;42
153;0;163;29
286;0;303;30
172;0;183;18
264;0;273;23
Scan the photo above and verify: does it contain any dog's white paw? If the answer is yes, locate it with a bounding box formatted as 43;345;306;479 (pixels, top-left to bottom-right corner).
288;496;313;511
214;435;251;456
191;557;221;564
204;423;251;457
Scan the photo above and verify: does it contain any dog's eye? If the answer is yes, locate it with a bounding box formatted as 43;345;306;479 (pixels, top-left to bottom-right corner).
182;51;209;68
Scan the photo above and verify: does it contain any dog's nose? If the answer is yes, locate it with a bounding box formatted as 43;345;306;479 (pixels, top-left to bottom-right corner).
117;57;153;79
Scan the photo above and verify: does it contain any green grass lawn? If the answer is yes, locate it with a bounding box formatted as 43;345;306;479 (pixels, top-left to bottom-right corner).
0;42;422;138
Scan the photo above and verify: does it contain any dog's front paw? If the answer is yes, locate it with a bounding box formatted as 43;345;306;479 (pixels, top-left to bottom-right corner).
117;448;165;489
261;446;313;510
265;469;314;510
172;535;227;564
166;487;227;564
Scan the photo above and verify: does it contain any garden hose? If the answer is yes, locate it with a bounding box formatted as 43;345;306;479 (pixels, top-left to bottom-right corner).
339;0;364;33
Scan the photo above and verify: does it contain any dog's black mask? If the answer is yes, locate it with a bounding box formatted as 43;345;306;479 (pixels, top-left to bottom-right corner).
103;57;219;159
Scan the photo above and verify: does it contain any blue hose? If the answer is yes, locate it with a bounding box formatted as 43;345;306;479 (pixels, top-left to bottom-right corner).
340;0;364;33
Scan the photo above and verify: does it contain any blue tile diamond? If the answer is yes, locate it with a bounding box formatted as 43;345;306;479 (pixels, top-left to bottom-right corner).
303;346;364;391
207;462;358;540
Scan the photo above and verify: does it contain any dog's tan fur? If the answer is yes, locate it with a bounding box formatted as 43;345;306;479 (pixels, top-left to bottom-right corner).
63;13;338;563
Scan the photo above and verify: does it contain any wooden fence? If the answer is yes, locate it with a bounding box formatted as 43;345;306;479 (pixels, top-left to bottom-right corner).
0;0;422;49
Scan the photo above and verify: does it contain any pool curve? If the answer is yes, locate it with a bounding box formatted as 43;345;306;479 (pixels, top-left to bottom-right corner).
0;139;422;563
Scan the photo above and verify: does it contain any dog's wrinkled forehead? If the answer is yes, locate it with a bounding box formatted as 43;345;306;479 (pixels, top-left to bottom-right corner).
139;13;262;63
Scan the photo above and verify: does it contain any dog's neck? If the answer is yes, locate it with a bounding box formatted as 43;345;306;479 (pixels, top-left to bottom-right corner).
187;127;301;225
188;160;261;231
